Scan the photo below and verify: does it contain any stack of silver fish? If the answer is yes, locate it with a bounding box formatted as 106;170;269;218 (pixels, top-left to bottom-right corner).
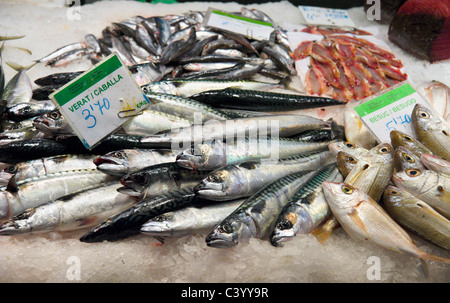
0;7;448;265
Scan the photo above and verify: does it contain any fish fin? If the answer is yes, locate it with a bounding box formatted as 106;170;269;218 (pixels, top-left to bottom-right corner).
6;176;18;193
310;225;333;243
6;61;37;71
0;35;25;41
76;216;98;227
399;247;450;264
348;206;370;237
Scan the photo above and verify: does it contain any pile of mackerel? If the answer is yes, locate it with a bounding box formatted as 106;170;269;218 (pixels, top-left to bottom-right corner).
0;7;448;266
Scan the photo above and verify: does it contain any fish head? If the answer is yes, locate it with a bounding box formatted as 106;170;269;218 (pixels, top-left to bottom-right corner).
270;204;309;247
367;142;393;164
382;185;408;207
328;141;368;158
194;166;245;199
176;140;226;171
140;213;175;237
412;103;448;133
322;181;361;210
391;168;429;190
205;218;249;248
33;110;64;131
336;151;358;178
94;150;131;176
389;130;431;157
393;146;424;171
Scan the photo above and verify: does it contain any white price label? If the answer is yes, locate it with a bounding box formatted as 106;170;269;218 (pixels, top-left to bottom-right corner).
353;81;432;143
203;7;274;41
50;53;150;149
298;5;355;27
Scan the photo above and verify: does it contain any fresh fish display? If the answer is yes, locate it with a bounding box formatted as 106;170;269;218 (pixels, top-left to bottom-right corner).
0;182;136;235
383;185;450;250
205;170;315;248
176;137;333;171
392;168;450;219
411;104;450;160
390;130;433;158
270;163;343;246
0;169;117;220
140;199;244;238
322;181;450;263
94;148;178;176
292;30;407;102
420;154;450;175
194;150;334;201
79;187;201;242
118;162;209;199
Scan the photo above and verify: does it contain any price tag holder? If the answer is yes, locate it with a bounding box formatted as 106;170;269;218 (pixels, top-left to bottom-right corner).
353;81;432;144
203;7;274;41
50;53;150;150
298;5;355;27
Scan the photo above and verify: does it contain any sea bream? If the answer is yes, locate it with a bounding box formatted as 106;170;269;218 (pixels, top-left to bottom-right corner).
392;168;450;219
383;185;450;250
322;181;450;264
411;103;450;160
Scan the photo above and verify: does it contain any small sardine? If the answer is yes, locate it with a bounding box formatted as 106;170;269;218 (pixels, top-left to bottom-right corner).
383;185;450;250
322;181;450;264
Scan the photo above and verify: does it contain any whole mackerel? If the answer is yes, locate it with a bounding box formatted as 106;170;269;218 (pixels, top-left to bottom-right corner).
270;163;343;246
190;88;344;111
194;150;335;201
79;187;202;242
205;170;316;248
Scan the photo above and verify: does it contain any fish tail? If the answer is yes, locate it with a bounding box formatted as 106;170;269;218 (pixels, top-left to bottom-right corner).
418;251;450;265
